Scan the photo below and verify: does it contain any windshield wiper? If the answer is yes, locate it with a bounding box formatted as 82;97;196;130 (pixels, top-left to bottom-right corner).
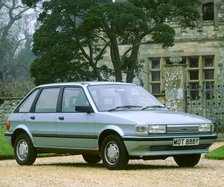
142;105;165;111
108;105;142;112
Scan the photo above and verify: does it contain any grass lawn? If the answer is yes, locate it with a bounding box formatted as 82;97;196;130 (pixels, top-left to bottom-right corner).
0;128;14;160
205;145;224;160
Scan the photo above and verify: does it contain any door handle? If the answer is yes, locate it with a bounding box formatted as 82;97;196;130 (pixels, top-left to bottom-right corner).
30;116;35;120
58;116;64;120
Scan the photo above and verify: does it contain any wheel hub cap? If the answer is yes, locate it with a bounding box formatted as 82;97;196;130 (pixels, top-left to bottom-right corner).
106;143;119;164
17;140;28;161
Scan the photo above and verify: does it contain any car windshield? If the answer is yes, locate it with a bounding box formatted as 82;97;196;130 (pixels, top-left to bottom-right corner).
88;84;164;112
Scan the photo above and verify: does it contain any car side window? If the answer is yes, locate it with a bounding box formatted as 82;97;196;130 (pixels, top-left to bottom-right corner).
62;87;89;113
19;89;39;113
35;88;60;113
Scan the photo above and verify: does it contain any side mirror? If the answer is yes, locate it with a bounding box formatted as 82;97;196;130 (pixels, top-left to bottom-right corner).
75;106;94;113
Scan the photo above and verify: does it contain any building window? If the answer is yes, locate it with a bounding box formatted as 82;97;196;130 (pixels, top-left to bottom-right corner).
150;59;161;94
190;70;199;80
151;71;160;81
152;59;160;69
149;56;215;99
203;56;214;99
205;57;214;67
202;2;214;21
189;58;199;68
151;83;160;94
188;57;200;100
204;70;214;79
203;57;214;81
187;56;215;100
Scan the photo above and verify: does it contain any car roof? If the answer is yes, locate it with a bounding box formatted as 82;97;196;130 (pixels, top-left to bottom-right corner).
35;81;136;88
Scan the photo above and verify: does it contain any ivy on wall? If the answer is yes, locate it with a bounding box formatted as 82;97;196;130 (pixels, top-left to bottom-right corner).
165;66;184;111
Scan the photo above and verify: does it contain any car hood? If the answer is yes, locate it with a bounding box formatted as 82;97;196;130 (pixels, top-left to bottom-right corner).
97;110;211;125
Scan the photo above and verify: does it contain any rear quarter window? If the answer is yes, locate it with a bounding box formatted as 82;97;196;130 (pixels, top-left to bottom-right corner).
18;89;39;113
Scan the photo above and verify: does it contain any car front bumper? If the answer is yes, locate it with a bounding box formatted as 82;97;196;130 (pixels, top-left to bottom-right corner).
123;133;217;157
4;131;13;145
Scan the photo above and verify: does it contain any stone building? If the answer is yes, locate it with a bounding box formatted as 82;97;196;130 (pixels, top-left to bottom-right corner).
138;0;224;131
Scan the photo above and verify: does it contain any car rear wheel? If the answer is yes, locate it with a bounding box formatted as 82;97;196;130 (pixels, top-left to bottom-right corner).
82;154;101;164
174;154;201;167
101;134;129;170
14;134;37;165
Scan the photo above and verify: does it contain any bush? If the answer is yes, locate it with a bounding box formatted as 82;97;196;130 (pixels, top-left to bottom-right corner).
0;78;34;97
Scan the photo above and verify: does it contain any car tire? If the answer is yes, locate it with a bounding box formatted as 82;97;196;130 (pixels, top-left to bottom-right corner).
101;134;129;170
14;134;37;165
82;154;101;164
173;154;201;167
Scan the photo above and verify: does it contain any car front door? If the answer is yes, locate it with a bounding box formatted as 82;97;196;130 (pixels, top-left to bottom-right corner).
56;87;96;149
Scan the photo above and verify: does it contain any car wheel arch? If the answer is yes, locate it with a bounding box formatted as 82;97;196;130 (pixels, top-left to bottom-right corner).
12;128;33;147
98;125;125;151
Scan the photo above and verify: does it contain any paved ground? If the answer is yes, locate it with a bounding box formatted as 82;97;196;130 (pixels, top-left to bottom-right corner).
0;142;223;187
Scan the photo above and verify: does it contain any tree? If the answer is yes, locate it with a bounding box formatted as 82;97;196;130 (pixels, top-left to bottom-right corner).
0;0;32;81
27;0;200;84
31;0;114;85
15;33;35;79
81;0;199;82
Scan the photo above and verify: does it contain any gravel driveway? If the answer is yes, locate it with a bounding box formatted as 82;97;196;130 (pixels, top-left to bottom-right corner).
0;142;223;187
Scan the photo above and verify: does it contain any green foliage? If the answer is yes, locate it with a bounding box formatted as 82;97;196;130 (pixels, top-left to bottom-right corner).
81;2;147;44
130;0;200;28
31;0;113;84
152;24;175;48
30;58;94;85
30;0;200;84
0;79;34;97
205;145;224;160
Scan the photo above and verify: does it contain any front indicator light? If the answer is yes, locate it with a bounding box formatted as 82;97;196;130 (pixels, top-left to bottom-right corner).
136;125;148;134
149;125;166;134
199;124;211;132
6;121;10;130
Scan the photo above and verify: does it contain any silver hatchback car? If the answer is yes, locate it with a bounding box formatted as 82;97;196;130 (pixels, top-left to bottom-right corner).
5;82;217;169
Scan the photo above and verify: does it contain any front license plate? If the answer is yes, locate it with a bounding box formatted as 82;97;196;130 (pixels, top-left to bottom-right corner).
173;138;199;146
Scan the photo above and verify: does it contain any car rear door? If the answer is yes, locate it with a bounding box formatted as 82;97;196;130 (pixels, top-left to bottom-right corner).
56;86;96;149
28;87;60;147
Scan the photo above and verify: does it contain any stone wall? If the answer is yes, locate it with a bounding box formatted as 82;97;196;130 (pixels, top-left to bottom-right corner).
0;98;21;127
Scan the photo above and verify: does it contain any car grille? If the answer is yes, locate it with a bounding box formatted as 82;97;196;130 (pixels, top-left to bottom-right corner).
167;125;199;134
149;144;210;151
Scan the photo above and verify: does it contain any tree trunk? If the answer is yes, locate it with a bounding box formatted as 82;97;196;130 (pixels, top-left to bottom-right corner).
110;36;122;82
126;40;141;83
91;62;104;81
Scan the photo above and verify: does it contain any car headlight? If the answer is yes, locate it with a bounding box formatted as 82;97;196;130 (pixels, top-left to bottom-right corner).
148;125;166;134
199;124;212;132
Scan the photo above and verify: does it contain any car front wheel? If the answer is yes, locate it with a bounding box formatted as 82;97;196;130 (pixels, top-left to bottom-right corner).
14;134;37;165
82;154;101;164
174;154;201;167
101;134;129;170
